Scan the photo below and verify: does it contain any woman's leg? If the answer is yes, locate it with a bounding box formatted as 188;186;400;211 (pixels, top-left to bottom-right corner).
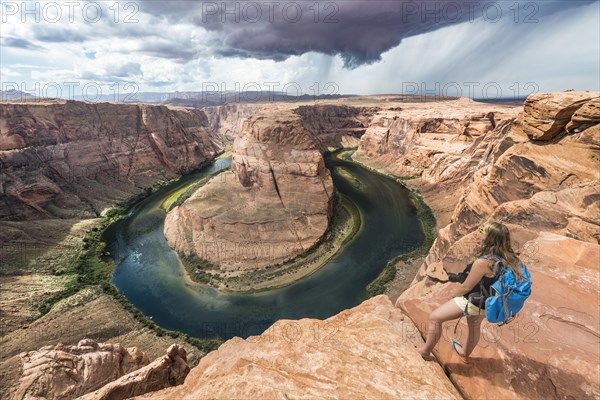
462;315;485;357
417;299;464;357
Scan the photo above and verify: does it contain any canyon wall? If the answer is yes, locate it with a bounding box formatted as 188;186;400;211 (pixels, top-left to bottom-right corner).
202;103;272;141
164;109;334;272
352;97;523;231
0;100;225;221
295;104;379;150
356;97;520;184
392;92;600;399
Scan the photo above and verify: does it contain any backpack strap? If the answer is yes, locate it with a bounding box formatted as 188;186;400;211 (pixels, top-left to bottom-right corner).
477;255;505;278
453;301;470;336
475;255;504;307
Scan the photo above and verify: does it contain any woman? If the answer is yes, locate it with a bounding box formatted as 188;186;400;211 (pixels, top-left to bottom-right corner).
416;221;523;362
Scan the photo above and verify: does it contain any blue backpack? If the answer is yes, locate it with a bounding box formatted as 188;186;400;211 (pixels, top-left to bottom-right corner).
485;258;532;324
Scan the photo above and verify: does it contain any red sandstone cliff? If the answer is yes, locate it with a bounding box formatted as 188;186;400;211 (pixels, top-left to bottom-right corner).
202;103;271;141
137;296;461;400
355;97;521;182
394;92;600;399
1;339;188;400
295;104;380;150
0;100;225;221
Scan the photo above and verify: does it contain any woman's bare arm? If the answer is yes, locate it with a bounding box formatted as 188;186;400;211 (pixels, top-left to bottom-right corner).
448;258;491;298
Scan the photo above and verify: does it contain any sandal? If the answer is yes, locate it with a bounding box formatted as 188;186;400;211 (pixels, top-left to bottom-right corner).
451;340;470;364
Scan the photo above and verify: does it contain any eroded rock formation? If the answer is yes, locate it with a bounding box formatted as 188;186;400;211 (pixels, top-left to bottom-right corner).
395;92;600;399
6;339;148;399
295;104;379;150
2;339;189;400
513;91;599;140
202;103;270;142
0;100;225;220
79;344;189;400
355;97;521;182
164;109;334;271
136;296;461;400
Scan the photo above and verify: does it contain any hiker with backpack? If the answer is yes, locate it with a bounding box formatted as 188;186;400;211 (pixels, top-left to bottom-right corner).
416;221;532;363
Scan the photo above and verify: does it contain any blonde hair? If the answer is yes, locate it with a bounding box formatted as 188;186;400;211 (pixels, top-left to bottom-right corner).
476;222;523;279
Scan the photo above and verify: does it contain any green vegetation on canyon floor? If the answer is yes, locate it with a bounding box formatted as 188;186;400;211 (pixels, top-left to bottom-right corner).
161;149;233;213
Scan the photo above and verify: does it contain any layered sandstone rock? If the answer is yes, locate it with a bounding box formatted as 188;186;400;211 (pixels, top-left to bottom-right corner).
7;339;149;399
567;97;600;133
355;97;521;182
79;344;189;400
295;104;379;150
137;296;462;400
164;109;333;271
203;103;269;141
513;91;599;140
0;100;224;220
4;339;189;400
396;92;600;399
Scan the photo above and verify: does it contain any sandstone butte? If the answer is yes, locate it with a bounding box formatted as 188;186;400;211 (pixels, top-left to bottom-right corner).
0;92;598;399
163;109;335;271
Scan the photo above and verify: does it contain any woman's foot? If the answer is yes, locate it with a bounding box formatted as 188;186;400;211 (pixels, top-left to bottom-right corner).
416;346;434;360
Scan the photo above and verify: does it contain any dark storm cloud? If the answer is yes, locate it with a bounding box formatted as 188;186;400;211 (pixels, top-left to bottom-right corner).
2;37;43;50
139;0;597;68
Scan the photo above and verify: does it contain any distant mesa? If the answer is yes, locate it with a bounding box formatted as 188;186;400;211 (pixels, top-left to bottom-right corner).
0;89;36;101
